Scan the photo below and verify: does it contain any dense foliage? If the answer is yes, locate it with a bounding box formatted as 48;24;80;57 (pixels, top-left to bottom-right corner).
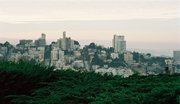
0;60;180;104
0;60;56;104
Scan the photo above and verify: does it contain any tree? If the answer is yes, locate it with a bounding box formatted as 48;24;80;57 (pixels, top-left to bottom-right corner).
133;52;140;62
74;41;80;46
88;43;96;49
109;58;126;68
91;52;104;66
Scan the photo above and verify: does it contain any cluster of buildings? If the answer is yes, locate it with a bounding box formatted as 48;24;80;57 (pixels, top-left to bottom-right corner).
0;32;180;76
1;32;80;69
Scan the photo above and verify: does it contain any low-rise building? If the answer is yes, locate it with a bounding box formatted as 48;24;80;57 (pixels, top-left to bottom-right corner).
111;53;119;59
124;51;134;64
72;60;84;69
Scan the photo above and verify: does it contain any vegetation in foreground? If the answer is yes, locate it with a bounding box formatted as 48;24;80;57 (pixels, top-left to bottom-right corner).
0;60;180;104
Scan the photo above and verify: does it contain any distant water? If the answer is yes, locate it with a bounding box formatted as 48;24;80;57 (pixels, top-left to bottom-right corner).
78;40;180;57
0;38;179;57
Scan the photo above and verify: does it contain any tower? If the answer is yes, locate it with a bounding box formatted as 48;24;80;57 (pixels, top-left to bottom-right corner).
63;31;66;39
113;35;126;54
41;33;46;39
173;50;180;64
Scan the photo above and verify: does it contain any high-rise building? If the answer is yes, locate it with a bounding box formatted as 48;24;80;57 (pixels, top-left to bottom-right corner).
113;35;126;54
173;51;180;64
35;33;46;47
63;31;66;39
57;31;75;51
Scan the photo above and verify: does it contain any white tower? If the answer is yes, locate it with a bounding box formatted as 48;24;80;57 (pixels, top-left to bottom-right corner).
113;35;126;54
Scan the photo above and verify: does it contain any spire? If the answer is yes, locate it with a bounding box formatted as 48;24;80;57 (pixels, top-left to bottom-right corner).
63;31;66;39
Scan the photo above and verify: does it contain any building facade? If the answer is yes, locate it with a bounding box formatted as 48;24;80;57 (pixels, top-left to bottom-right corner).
57;31;75;51
35;33;46;47
173;51;180;64
113;35;126;54
124;51;134;64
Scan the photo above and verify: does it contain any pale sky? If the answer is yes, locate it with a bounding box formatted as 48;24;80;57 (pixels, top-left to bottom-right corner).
0;0;180;44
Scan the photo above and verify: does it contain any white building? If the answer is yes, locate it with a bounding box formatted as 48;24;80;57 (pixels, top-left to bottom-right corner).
111;53;119;59
57;31;75;51
27;47;45;62
58;50;65;67
72;60;84;69
19;39;33;47
74;51;81;58
173;51;180;64
95;68;133;77
51;47;65;68
113;35;126;54
37;47;45;62
51;48;59;64
124;51;134;63
35;33;46;47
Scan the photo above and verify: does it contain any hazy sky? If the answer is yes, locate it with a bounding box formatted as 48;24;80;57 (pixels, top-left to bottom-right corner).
0;0;180;44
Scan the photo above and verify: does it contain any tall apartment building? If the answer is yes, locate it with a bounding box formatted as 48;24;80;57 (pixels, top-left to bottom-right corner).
173;50;180;64
113;35;126;54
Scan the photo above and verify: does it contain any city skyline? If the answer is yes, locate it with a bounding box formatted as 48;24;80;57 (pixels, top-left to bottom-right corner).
0;0;180;44
0;32;178;57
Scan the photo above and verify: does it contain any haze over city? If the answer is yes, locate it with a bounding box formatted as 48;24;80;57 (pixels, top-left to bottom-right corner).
0;0;180;56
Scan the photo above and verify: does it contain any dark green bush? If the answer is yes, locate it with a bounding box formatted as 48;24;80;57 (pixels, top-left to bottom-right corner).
0;60;180;104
